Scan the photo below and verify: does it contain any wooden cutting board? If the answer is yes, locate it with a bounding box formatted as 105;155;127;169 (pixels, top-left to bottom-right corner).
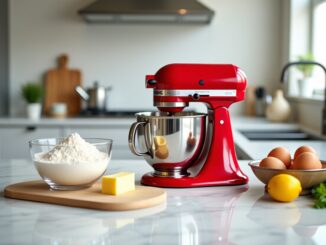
44;54;82;116
245;86;256;116
4;180;166;211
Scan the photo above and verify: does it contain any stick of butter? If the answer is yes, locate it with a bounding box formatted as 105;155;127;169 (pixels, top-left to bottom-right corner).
102;172;135;195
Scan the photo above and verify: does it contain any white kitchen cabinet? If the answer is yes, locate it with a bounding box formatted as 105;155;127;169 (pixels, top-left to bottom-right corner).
0;126;63;159
63;126;136;159
0;118;137;160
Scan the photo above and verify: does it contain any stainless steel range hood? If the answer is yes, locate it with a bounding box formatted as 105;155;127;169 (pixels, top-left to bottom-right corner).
78;0;214;24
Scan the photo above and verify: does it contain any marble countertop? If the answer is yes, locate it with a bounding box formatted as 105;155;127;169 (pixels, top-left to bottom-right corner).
1;159;326;244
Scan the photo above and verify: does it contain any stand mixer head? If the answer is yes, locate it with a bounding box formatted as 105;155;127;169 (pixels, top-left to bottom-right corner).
146;63;246;112
129;63;248;187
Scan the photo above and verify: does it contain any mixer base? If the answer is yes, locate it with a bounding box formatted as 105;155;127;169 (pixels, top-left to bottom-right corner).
141;172;248;188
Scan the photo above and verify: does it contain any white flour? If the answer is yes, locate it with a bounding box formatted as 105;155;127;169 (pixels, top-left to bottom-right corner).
41;132;107;164
35;133;109;186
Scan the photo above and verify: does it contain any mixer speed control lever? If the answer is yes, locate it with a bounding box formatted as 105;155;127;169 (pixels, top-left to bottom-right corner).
147;79;157;86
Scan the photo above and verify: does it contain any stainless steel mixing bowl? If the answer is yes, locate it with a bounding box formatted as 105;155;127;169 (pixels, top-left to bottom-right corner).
128;112;207;177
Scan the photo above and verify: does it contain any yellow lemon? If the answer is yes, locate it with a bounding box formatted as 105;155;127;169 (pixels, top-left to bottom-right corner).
267;174;302;202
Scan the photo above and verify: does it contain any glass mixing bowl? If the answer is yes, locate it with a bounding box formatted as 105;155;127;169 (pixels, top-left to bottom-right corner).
29;138;113;190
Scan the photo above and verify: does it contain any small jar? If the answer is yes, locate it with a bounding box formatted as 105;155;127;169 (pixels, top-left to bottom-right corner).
50;103;67;118
254;87;266;117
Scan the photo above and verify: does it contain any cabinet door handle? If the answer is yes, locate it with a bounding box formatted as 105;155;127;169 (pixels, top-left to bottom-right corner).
26;126;37;131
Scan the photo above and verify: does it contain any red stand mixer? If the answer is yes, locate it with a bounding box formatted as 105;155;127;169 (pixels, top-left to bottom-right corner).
129;64;248;187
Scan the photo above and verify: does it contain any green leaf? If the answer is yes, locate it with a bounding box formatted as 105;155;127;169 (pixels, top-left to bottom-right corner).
296;52;315;78
312;183;326;208
22;82;43;103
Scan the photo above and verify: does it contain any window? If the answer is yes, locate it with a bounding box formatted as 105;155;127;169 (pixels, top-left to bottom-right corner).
312;0;326;92
288;0;326;98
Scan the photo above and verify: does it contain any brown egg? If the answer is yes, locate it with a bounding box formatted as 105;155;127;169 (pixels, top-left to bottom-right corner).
268;147;292;168
259;157;287;169
294;145;317;159
292;152;322;170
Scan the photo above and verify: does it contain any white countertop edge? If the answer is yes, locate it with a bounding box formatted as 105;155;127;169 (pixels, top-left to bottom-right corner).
0;117;135;126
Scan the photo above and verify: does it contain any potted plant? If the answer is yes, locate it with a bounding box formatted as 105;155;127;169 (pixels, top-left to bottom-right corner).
296;52;315;97
22;82;43;120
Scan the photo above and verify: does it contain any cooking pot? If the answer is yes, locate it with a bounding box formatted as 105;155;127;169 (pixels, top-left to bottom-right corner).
76;81;112;112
